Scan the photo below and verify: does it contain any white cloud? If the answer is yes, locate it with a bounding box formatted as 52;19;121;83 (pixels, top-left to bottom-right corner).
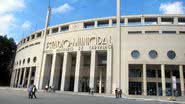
21;21;31;30
52;3;73;14
0;0;25;15
0;0;26;36
0;14;15;35
160;1;185;14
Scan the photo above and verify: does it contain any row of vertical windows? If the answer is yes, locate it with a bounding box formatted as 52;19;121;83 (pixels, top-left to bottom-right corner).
16;57;37;66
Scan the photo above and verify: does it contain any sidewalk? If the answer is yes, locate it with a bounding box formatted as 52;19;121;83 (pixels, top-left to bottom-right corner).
0;87;185;104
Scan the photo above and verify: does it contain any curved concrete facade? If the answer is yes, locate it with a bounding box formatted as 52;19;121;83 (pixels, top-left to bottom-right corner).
11;14;185;96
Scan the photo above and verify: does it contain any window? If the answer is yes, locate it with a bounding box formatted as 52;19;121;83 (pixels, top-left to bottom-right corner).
61;26;69;32
112;19;116;26
84;22;94;28
129;82;142;95
167;50;176;59
161;18;173;24
83;55;90;66
128;31;142;34
180;31;185;34
27;58;30;63
23;59;25;64
23;39;26;43
37;32;42;37
147;69;156;77
98;20;109;27
131;50;140;59
33;57;37;63
162;31;176;34
129;69;142;77
19;60;21;65
52;28;58;33
178;18;185;24
112;19;124;26
98;55;107;65
35;42;40;45
128;18;141;26
149;50;158;59
144;18;157;25
31;35;35;39
46;30;50;35
145;31;159;34
27;37;30;42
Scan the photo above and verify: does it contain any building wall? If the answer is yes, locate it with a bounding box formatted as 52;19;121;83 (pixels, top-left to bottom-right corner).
11;14;185;96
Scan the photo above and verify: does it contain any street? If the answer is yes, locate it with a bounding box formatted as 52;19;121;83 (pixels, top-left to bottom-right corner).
0;89;182;104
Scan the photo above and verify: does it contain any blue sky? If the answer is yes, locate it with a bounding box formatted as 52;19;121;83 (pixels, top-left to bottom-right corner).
0;0;185;42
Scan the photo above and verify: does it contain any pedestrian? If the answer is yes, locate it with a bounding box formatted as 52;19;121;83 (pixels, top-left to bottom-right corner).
48;86;52;92
115;88;118;98
51;86;55;92
32;85;37;99
118;89;122;98
91;88;94;95
89;87;91;94
28;85;33;99
45;84;49;92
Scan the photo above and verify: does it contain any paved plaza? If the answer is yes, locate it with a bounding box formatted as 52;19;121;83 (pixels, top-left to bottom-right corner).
0;88;185;104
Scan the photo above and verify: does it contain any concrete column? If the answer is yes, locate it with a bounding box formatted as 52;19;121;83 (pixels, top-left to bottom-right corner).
124;18;128;26
179;65;184;96
14;70;18;87
99;69;102;94
109;19;113;27
74;51;82;92
27;67;32;88
59;26;61;32
156;82;159;96
161;64;166;96
50;53;62;90
141;17;145;32
39;54;47;89
157;17;161;25
141;17;145;25
106;50;112;94
156;70;159;96
61;52;69;91
10;70;16;87
18;69;23;87
49;28;52;34
41;31;44;36
15;69;19;87
22;68;27;87
89;50;96;89
174;17;178;24
143;64;147;96
95;21;98;28
49;52;57;86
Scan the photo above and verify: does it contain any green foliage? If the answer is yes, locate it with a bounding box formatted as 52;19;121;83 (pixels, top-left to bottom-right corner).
0;35;17;86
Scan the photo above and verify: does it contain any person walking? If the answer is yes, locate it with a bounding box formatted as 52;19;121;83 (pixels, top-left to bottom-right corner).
45;84;49;92
28;85;33;99
91;88;94;95
115;88;118;98
118;89;122;98
32;85;37;99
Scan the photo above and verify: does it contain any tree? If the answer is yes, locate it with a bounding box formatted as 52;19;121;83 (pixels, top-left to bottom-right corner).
0;35;17;86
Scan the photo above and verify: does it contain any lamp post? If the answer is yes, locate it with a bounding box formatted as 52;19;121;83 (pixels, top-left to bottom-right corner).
38;1;51;89
116;0;121;89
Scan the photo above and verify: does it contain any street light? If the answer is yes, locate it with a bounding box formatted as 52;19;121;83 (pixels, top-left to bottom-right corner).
116;0;121;90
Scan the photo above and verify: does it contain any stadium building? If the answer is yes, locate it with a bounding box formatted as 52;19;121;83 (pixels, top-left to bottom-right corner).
10;14;185;96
